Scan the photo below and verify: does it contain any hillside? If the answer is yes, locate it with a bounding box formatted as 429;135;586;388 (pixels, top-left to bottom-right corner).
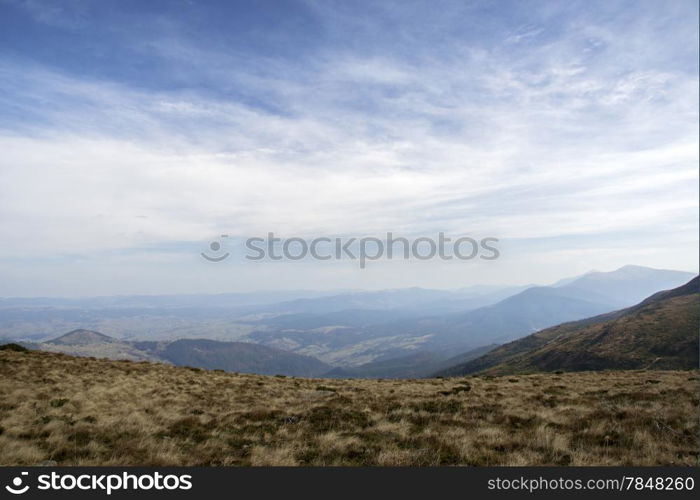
438;277;699;376
32;331;331;377
0;349;696;466
37;330;159;362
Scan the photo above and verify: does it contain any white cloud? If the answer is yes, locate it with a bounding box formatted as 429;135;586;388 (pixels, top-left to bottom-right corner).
0;1;697;293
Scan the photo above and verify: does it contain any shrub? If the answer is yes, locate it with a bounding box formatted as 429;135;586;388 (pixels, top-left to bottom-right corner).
315;385;338;392
0;343;29;352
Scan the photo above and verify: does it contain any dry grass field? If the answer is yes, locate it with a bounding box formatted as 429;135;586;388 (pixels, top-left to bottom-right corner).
0;348;697;466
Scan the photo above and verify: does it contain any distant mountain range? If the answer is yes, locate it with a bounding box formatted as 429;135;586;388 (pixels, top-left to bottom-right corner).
245;265;696;365
3;265;696;377
436;276;699;376
0;284;530;342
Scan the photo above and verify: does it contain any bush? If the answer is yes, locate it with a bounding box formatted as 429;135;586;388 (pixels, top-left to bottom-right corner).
0;343;29;352
315;385;338;392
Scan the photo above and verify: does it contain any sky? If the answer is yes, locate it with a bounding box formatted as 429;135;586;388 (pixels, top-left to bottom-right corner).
0;0;697;296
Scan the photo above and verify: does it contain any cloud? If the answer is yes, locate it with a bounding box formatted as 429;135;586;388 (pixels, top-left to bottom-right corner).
0;0;697;293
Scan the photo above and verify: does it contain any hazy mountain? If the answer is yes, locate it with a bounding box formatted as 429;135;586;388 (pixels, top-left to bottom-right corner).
0;290;347;310
1;266;694;370
355;284;620;357
0;285;527;341
436;277;699;376
434;285;617;345
549;270;599;287
244;266;696;366
376;266;696;351
557;265;696;306
248;285;530;316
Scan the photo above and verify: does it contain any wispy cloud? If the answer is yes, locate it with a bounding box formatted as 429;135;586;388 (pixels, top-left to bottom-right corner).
0;0;697;294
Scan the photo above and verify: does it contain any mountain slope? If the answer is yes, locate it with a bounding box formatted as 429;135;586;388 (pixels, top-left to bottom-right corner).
441;285;617;343
34;330;332;377
47;329;117;345
372;285;619;355
245;266;694;366
39;329;158;361
437;277;699;376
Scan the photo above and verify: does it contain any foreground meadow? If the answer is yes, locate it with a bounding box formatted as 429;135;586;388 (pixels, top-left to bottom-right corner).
0;348;697;466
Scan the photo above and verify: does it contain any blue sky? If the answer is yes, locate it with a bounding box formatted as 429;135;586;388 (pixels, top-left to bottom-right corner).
0;0;697;295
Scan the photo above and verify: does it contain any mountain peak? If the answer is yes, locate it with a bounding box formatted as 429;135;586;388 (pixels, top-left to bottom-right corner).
48;329;116;346
614;264;658;274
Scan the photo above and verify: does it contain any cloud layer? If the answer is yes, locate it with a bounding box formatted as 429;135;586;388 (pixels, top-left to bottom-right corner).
0;0;697;294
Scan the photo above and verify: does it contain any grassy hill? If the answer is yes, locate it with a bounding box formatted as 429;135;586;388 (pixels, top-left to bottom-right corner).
437;277;698;376
35;329;160;362
0;349;696;466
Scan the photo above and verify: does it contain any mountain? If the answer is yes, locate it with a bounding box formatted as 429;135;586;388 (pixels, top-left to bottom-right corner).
348;284;620;358
557;265;696;306
246;266;696;366
248;285;530;316
0;285;527;341
433;285;617;346
380;265;697;352
33;330;331;377
39;329;158;361
2;266;694;371
436;277;699;376
47;329;117;345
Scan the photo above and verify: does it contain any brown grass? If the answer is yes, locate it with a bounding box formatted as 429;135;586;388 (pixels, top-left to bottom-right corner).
0;350;697;466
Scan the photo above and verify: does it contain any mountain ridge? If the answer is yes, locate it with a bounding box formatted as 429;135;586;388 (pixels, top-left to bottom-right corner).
435;276;699;376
